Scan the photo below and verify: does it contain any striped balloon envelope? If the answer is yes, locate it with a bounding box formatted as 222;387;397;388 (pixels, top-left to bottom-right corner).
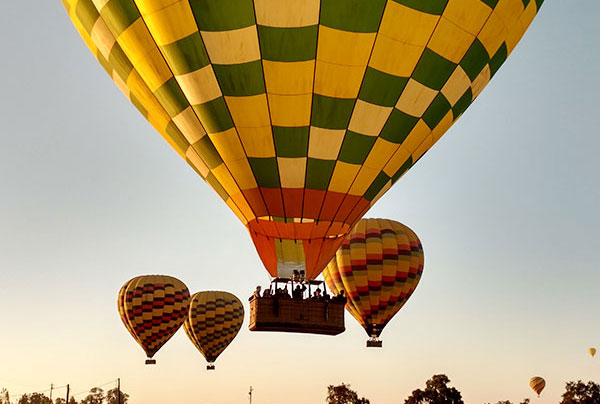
323;218;423;345
118;275;191;364
184;291;244;370
63;0;543;280
529;376;545;397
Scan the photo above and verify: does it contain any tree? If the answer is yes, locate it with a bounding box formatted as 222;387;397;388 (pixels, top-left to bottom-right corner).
80;388;104;404
0;388;9;404
68;397;79;404
404;374;464;404
105;388;128;404
485;399;529;404
560;380;600;404
56;399;66;404
326;383;370;404
17;393;52;404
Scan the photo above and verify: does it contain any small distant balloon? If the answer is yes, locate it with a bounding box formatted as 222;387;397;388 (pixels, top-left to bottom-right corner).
529;377;546;397
118;275;191;364
590;348;597;357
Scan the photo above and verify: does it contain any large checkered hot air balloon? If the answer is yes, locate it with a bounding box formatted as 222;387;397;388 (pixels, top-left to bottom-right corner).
118;275;191;364
323;218;423;347
63;0;543;280
183;291;244;370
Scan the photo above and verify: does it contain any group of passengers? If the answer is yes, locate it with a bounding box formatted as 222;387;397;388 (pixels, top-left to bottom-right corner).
251;284;346;302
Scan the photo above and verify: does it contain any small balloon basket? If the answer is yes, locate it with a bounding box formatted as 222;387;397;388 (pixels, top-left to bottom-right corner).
366;338;383;348
206;363;215;370
145;359;157;365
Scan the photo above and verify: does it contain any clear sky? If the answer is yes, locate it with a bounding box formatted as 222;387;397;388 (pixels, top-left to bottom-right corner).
1;1;599;404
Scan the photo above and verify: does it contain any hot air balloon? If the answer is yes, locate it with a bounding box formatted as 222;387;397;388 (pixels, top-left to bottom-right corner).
323;218;423;347
118;275;191;364
62;0;544;283
529;377;545;397
184;291;244;370
590;348;597;357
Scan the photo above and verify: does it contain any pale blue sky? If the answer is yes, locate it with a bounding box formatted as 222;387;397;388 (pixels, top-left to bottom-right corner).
1;1;599;403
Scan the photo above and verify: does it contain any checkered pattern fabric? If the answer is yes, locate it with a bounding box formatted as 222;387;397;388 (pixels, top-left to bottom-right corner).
323;218;424;338
64;0;542;279
183;291;244;364
118;275;191;359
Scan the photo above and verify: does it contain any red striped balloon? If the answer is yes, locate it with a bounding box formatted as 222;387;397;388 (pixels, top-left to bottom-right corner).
323;218;423;341
118;275;191;362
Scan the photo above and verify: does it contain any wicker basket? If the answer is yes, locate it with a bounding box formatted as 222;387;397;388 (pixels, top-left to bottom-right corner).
249;296;345;335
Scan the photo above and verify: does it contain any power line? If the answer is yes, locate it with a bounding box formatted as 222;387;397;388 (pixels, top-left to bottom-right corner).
71;379;119;398
5;379;118;400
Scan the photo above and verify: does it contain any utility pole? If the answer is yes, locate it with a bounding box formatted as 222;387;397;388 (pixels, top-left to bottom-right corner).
249;386;253;404
117;378;121;404
66;385;70;404
50;384;53;401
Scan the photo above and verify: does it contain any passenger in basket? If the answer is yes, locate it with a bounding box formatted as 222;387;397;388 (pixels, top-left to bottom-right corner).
335;290;346;302
292;284;306;299
312;289;322;299
253;286;262;299
262;288;271;298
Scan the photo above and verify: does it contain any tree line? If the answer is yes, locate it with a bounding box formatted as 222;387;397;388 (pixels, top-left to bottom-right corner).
326;375;600;404
0;387;128;404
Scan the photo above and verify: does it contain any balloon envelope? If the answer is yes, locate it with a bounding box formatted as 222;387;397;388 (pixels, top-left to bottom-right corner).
590;348;597;357
184;291;244;365
63;0;543;279
529;377;545;396
323;218;423;339
118;275;191;359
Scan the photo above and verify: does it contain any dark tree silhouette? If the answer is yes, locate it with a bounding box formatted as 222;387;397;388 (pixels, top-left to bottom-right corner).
326;383;370;404
80;388;104;404
17;393;52;404
560;380;600;404
484;400;529;404
106;388;129;404
404;374;464;404
0;388;9;404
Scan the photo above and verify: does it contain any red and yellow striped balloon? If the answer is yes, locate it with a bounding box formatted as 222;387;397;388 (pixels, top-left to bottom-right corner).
184;291;244;369
529;376;545;397
118;275;191;361
323;218;423;340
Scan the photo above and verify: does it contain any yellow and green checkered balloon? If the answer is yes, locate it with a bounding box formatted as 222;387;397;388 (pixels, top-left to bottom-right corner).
63;0;543;280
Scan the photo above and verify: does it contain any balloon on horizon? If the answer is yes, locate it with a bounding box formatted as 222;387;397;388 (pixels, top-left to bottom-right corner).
62;0;544;280
590;347;596;357
529;376;545;397
118;275;191;364
323;218;424;345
